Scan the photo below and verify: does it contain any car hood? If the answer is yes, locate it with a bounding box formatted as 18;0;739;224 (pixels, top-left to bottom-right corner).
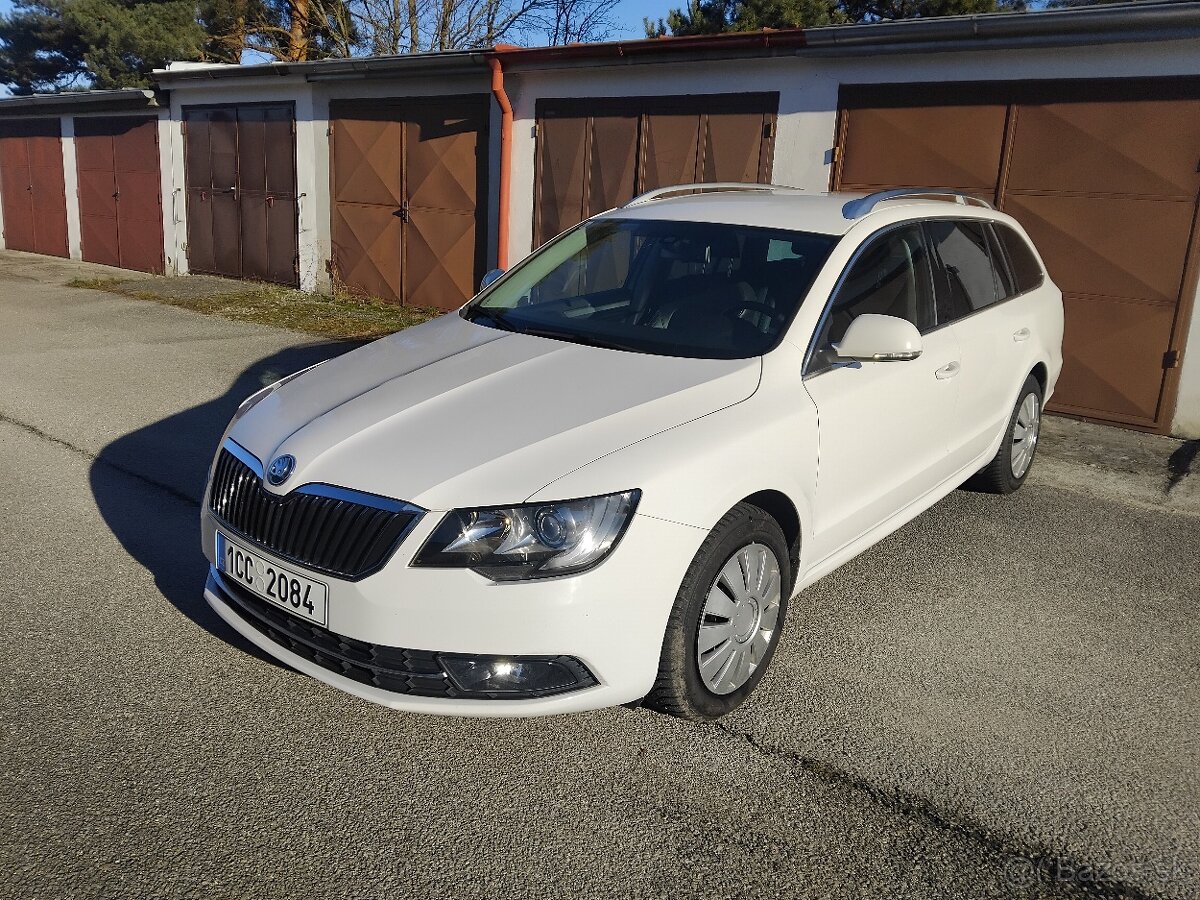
229;313;760;510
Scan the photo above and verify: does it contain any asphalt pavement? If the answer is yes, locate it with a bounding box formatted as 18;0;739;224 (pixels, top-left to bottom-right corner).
1;250;1197;899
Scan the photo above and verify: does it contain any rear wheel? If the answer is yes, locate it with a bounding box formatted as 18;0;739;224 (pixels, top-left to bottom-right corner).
974;374;1043;494
644;503;791;721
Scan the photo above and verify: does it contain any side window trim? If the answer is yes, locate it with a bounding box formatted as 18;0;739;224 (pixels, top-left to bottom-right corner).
984;223;1018;300
802;220;933;379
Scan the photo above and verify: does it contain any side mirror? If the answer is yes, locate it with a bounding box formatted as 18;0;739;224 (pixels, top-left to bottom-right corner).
834;314;923;362
480;268;506;291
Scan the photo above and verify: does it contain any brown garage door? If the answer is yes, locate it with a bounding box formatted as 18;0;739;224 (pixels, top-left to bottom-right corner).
329;96;488;310
834;81;1200;433
533;94;778;248
183;105;298;286
74;117;164;274
0;119;68;258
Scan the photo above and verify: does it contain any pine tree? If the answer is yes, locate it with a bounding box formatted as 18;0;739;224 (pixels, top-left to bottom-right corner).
0;0;205;92
646;0;999;36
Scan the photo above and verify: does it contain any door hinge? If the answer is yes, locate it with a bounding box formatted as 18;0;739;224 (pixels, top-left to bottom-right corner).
763;120;774;140
831;144;843;163
1164;349;1181;369
327;123;333;136
531;122;538;139
181;121;187;135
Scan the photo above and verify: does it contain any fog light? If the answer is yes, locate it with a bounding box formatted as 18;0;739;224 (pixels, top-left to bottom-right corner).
438;654;595;697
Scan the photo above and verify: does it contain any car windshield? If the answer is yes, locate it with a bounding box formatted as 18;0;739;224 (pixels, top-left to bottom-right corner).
461;218;839;360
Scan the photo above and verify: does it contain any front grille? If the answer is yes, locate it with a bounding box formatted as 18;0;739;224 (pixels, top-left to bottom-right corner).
211;573;597;699
208;446;421;581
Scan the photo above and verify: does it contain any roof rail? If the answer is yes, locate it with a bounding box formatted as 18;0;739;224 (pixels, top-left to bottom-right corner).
842;188;995;220
624;182;799;207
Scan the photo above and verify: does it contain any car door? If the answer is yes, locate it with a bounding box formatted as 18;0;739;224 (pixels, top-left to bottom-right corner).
990;221;1053;395
803;223;963;563
925;219;1014;469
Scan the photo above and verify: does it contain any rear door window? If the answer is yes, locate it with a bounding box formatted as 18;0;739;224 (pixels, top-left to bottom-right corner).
927;220;999;324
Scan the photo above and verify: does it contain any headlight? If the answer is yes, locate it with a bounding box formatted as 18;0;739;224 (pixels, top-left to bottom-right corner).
230;362;323;424
412;490;640;581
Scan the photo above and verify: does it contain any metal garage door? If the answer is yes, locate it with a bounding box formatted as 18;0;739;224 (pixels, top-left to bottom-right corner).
74;117;164;274
183;105;299;286
533;94;778;248
329;96;488;309
834;81;1200;432
0;119;68;258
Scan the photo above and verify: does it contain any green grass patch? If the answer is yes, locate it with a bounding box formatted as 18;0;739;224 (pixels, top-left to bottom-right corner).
66;277;443;340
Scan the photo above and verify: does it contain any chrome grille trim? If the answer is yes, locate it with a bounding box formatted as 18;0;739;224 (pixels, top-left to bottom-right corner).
209;439;424;581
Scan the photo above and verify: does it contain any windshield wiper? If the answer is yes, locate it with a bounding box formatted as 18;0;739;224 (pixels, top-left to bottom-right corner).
469;310;640;352
518;326;642;353
467;309;518;333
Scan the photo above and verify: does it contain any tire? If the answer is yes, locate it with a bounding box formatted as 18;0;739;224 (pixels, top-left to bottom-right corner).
973;374;1043;495
643;502;791;721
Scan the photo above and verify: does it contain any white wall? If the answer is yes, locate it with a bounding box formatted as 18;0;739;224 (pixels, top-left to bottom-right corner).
58;115;82;260
1175;307;1200;438
0;135;7;250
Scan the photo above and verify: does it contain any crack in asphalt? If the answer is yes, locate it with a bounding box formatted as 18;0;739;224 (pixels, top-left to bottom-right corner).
711;722;1155;900
0;412;201;509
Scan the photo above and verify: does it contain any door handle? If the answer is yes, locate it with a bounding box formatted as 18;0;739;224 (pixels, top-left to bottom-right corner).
396;200;410;222
935;361;961;380
1012;327;1031;343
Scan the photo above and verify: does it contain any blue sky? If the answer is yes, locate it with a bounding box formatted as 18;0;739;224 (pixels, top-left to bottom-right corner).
0;0;667;41
613;0;671;37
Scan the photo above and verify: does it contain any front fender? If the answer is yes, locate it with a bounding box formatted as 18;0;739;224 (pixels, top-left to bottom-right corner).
529;344;818;582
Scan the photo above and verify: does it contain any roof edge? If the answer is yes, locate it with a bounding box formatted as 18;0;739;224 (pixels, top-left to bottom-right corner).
153;51;491;84
0;88;160;116
492;0;1200;66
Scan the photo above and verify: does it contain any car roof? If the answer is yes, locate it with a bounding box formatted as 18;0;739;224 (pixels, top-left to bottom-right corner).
600;188;1004;237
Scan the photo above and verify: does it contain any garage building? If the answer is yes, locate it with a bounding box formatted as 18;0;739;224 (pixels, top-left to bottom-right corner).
1;2;1198;437
0;90;170;274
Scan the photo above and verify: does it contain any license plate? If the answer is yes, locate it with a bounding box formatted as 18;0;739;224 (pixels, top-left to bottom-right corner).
216;531;329;627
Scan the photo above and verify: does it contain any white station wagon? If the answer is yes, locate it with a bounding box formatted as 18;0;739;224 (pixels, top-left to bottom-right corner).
202;185;1063;720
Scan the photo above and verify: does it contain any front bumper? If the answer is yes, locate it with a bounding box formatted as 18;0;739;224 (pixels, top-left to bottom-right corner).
202;509;706;717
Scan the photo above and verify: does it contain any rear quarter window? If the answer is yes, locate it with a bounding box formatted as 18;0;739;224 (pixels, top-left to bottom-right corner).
995;224;1045;294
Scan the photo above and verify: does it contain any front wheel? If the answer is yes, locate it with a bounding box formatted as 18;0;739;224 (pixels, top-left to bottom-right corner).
973;374;1043;494
643;503;791;721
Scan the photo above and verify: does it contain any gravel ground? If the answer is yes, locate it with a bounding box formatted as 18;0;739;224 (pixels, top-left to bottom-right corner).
1;251;1196;899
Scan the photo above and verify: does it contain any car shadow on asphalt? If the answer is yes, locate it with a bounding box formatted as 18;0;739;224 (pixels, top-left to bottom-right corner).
89;339;366;660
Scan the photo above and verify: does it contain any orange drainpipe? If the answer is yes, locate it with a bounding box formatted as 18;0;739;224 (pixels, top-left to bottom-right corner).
488;55;513;270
